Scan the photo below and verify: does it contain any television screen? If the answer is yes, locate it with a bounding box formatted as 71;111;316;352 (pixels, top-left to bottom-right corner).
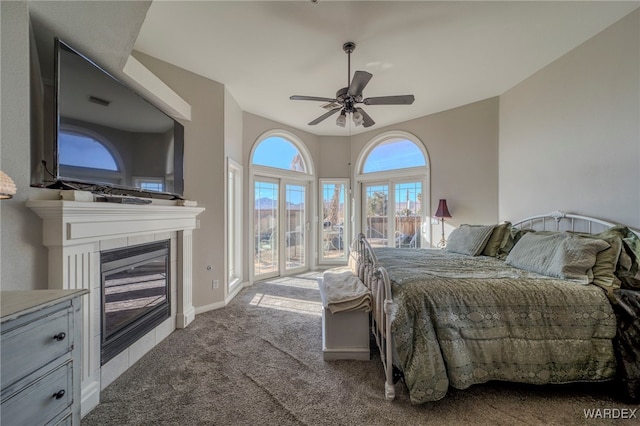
53;39;184;198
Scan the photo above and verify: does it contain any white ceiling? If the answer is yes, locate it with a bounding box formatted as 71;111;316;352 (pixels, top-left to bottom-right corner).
134;1;639;136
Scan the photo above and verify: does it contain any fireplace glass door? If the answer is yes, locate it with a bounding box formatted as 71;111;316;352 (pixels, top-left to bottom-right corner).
101;240;170;365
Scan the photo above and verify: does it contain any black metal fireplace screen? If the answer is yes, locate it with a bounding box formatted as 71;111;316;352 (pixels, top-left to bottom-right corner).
101;240;171;365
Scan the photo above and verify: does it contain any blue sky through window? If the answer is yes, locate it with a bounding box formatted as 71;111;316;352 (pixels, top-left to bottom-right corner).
59;132;118;170
253;137;306;172
363;139;425;173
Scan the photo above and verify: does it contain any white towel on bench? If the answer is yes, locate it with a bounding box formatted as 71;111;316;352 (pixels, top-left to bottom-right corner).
320;268;371;314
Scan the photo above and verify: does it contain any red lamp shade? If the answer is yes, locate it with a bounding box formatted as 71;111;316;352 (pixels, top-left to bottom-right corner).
434;199;451;219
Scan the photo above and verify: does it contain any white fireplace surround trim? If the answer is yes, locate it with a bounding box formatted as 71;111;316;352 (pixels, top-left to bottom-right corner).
26;200;205;417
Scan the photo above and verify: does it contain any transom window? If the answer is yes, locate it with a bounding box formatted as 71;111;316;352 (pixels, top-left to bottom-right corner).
252;136;307;173
362;139;426;173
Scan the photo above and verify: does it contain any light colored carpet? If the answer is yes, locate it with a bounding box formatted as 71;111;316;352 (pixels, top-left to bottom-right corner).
82;272;636;425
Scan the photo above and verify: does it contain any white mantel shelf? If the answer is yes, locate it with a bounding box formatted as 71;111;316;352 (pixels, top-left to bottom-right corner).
26;199;205;417
26;200;205;246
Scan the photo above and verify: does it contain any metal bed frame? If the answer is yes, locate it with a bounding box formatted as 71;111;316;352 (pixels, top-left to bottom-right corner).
351;211;637;401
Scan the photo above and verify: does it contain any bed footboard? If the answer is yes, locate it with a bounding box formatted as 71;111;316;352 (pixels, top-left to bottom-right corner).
352;234;396;400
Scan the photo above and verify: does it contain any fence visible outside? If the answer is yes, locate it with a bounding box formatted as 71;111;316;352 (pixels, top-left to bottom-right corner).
366;216;422;248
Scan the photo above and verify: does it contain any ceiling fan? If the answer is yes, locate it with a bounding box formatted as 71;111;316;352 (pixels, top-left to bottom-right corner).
290;42;415;128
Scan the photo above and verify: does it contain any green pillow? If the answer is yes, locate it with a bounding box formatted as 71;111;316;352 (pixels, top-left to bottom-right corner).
481;222;512;257
570;229;623;298
618;227;640;289
581;226;640;290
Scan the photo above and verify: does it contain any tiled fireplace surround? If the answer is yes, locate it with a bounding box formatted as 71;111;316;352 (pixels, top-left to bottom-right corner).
27;198;205;417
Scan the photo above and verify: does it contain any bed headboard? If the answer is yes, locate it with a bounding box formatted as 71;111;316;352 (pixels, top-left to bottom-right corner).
513;210;640;237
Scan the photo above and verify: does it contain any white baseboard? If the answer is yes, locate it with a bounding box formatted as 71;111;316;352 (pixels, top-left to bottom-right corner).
194;281;248;315
194;300;225;314
80;381;100;417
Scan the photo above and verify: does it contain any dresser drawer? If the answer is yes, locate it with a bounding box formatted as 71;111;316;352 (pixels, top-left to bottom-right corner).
1;361;73;426
53;413;73;426
1;303;73;390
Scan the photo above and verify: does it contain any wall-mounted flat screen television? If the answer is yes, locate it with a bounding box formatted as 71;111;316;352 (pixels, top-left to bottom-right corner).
35;38;184;199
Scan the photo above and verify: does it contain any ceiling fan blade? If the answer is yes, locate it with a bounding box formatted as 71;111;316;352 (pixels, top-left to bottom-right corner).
363;95;415;105
290;95;337;102
308;107;342;125
347;71;373;97
356;107;375;128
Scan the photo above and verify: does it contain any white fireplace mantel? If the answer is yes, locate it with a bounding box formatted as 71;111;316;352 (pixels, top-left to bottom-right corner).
26;199;205;416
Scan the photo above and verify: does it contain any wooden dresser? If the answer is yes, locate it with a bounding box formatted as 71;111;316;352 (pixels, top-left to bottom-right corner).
1;290;87;425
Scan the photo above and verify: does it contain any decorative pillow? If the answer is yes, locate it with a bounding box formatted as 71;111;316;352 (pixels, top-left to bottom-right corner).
618;227;640;289
445;224;495;256
497;227;534;260
505;232;610;284
578;225;640;290
569;229;624;298
481;221;512;257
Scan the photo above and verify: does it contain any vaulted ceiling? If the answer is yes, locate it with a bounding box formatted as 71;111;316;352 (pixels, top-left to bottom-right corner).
29;1;640;137
134;1;639;135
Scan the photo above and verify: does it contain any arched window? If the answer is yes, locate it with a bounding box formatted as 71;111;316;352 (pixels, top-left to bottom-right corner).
57;126;125;186
356;131;430;248
362;139;426;173
59;131;119;171
250;131;314;281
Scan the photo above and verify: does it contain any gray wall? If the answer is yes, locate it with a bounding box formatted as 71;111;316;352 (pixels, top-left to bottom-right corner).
499;9;640;228
350;97;500;231
1;1;52;290
133;51;227;311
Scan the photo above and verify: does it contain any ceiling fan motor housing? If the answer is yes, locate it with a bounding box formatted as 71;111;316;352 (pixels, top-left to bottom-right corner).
343;41;356;54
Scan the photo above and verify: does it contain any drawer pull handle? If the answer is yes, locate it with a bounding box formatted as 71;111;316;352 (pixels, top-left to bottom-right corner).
53;332;66;341
53;390;66;400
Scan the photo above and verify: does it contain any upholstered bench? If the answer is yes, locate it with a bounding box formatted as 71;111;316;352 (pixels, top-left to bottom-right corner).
317;269;370;361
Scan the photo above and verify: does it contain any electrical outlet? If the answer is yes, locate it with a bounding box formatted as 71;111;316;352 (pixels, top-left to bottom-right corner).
213;280;219;289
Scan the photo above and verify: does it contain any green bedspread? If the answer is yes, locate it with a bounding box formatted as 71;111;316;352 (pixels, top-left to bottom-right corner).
374;248;617;404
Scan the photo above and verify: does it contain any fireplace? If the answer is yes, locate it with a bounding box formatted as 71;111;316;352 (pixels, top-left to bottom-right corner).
101;240;171;365
27;199;204;415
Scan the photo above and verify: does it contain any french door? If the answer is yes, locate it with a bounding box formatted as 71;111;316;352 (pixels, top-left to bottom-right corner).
363;179;423;248
254;178;307;279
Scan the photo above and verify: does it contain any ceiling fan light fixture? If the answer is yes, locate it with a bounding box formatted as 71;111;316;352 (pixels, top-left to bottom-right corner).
352;110;364;126
336;110;347;127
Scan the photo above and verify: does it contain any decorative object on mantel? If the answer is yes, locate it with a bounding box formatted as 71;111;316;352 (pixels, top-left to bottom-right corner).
60;190;94;202
0;171;17;199
96;195;152;205
177;200;198;207
434;199;452;248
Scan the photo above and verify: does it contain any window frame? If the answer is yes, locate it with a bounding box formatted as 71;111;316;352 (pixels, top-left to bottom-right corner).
318;178;350;264
249;130;316;282
227;157;243;293
354;131;431;247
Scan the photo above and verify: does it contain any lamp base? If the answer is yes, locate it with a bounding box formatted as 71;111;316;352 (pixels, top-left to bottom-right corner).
436;219;447;248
